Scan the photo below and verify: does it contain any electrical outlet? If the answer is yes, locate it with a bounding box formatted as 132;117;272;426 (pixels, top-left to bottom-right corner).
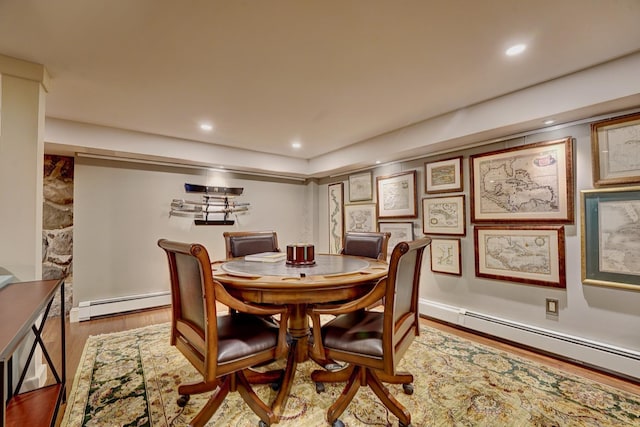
546;298;559;315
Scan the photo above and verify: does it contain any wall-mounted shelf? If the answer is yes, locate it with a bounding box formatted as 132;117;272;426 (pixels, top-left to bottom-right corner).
169;184;250;225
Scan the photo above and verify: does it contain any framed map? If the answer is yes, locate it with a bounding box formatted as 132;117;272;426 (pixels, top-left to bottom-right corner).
344;204;377;233
328;182;344;254
591;112;640;187
470;137;574;223
430;238;462;276
581;186;640;290
349;171;373;201
379;222;414;259
425;156;463;194
422;195;466;236
474;225;566;288
376;170;417;218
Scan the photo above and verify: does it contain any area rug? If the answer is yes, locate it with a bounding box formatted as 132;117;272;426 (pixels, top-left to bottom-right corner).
61;323;640;426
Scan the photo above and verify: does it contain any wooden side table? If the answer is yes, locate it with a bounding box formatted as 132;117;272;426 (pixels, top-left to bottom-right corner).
0;279;65;427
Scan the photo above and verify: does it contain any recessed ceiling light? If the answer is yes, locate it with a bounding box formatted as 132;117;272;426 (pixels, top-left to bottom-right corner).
375;160;381;164
505;43;526;56
199;123;213;131
544;119;555;125
291;141;301;149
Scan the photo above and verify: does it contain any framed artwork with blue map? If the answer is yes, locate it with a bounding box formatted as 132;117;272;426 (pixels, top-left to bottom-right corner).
470;137;574;223
474;225;566;288
581;186;640;290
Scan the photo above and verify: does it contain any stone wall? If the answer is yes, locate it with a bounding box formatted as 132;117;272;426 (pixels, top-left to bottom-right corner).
43;155;74;316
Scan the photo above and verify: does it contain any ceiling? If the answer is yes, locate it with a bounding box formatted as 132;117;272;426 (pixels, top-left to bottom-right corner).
1;0;640;162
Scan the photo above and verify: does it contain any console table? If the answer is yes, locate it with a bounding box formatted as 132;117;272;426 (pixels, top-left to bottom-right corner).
0;279;65;427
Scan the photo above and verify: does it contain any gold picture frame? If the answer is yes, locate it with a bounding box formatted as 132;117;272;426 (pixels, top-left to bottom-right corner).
348;171;373;202
591;112;640;187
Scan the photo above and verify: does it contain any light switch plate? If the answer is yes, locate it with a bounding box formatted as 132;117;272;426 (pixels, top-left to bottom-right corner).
546;298;559;315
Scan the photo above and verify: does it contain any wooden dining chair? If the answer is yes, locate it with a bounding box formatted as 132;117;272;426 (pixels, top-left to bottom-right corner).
158;239;290;427
307;237;432;427
223;230;280;259
340;231;391;261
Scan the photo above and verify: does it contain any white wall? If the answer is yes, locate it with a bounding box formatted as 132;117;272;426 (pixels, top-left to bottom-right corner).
319;120;640;378
73;157;309;306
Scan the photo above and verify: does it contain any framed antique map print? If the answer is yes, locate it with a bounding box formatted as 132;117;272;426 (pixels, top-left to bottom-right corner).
422;195;466;236
327;182;344;254
581;186;640;290
470;137;574;223
425;156;463;194
376;170;417;218
591;112;640;187
344;204;377;233
474;225;566;288
430;238;462;276
379;221;413;258
349;171;373;202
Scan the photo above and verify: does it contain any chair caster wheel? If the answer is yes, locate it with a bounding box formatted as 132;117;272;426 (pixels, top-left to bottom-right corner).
270;381;280;391
402;383;414;395
315;382;325;393
258;421;269;427
332;420;345;427
177;394;190;407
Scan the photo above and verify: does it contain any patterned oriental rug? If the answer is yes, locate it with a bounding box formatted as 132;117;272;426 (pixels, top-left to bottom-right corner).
61;323;640;427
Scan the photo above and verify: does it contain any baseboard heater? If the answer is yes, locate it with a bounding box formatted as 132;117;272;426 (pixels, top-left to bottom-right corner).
78;291;171;321
421;300;640;380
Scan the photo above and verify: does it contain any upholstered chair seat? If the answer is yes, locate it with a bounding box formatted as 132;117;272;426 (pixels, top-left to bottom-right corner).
321;311;384;357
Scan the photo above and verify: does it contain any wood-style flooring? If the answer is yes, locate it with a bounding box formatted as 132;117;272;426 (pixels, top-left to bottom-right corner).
43;306;638;426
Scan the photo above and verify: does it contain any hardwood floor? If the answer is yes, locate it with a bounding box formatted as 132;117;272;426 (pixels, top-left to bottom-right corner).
44;306;639;426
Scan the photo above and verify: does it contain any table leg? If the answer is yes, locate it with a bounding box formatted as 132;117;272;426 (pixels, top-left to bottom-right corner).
270;303;311;418
286;304;310;363
271;339;297;419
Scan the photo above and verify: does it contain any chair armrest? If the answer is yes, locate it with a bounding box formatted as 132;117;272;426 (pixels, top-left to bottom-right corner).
213;281;287;317
213;280;290;357
308;277;386;316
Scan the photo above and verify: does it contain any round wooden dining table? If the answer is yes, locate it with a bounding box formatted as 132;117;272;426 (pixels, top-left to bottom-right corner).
211;253;388;417
212;254;388;359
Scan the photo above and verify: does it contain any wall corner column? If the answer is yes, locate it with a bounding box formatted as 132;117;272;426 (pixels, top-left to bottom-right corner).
0;54;49;281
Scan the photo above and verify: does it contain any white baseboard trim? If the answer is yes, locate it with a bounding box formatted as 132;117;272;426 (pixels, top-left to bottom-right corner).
77;291;171;321
420;299;640;380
